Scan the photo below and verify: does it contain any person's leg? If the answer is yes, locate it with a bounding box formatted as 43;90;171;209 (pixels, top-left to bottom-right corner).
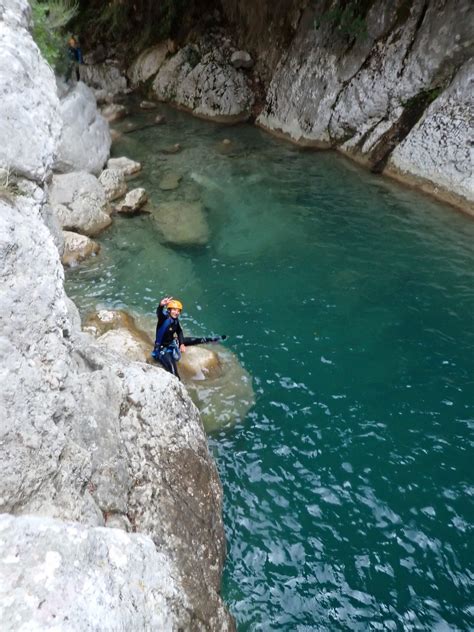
75;62;80;81
158;352;180;380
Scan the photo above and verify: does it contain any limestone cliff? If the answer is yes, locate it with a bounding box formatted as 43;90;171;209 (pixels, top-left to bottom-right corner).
102;0;472;211
0;1;234;629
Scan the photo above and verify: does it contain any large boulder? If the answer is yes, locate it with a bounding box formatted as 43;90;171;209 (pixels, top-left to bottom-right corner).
128;41;169;86
54;81;111;175
0;0;61;182
99;167;128;201
48;171;112;236
153;44;254;122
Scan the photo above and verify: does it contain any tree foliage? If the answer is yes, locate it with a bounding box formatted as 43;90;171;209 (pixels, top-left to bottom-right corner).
31;0;79;67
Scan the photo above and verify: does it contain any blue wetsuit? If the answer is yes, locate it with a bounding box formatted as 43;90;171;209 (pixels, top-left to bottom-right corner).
153;304;184;379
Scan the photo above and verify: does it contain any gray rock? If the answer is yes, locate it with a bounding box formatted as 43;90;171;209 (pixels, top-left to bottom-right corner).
62;230;100;267
49;171;111;236
99;168;128;201
107;156;142;176
115;187;148;214
55;82;111;175
159;172;182;190
128;42;169;86
0;514;191;631
80;61;128;98
153;44;254;122
257;0;473;205
388;59;474;206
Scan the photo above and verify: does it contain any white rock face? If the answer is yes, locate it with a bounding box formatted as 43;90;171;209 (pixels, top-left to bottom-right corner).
153;44;254;121
1;4;234;625
0;514;189;632
257;0;473;204
49;171;112;236
388;59;474;204
128;41;169;86
55;82;111;175
0;0;62;182
80;61;128;97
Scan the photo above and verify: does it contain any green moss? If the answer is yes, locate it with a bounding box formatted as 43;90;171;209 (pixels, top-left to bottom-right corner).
313;0;376;41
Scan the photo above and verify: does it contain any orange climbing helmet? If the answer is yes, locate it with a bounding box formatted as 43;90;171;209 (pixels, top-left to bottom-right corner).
167;299;183;311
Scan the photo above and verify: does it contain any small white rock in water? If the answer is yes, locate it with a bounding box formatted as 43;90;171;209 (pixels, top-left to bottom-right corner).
101;103;128;122
140;100;157;110
115;188;148;214
99;168;127;201
155;114;166;124
61;231;100;267
107;156;142;176
159;173;182;191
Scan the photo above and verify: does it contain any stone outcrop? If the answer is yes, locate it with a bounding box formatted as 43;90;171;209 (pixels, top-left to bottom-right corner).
151;40;254;122
0;2;234;628
99;167;128;201
80;60;128;99
128;41;169;87
55;81;111;175
256;0;473;209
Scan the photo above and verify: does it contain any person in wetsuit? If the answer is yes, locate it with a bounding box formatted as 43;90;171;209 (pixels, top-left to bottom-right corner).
65;36;84;83
152;296;186;379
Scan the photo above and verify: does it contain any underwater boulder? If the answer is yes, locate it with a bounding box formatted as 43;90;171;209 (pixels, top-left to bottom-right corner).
152;200;210;246
182;346;255;432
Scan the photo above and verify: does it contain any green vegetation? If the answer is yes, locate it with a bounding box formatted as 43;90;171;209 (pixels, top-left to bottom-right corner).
76;0;187;50
0;167;23;201
314;0;374;41
31;0;78;67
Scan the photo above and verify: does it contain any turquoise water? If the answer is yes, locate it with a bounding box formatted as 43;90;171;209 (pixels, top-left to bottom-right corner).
66;103;474;630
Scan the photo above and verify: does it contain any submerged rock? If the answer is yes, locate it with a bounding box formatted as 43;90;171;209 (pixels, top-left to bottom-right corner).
152;200;210;246
159;172;182;191
182;345;255;432
101;103;128;123
62;230;100;267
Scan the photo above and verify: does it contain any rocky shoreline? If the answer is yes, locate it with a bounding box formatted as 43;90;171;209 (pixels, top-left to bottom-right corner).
81;0;473;215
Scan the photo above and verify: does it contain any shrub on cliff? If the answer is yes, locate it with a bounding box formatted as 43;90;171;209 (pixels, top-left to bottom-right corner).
31;0;78;67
